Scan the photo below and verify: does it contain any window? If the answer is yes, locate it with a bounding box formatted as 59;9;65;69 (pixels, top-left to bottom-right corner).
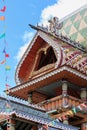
36;47;57;70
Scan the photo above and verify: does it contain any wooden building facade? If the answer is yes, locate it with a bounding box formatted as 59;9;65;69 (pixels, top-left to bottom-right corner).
0;4;87;130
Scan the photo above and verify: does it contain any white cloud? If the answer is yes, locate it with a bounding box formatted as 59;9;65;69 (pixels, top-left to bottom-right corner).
40;0;87;25
16;0;87;61
22;31;34;42
15;31;34;61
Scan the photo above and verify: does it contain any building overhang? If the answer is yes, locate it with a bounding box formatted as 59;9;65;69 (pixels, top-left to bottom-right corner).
9;66;87;100
0;96;78;130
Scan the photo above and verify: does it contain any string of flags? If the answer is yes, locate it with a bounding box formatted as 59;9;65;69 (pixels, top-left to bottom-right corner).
0;3;13;129
39;103;87;129
57;103;87;122
0;0;11;96
0;2;12;128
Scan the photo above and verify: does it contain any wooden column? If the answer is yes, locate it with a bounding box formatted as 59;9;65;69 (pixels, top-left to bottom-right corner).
28;93;32;104
7;118;15;130
62;81;68;96
80;88;87;130
63;117;69;125
80;88;86;101
81;123;87;130
32;125;38;130
62;81;68;107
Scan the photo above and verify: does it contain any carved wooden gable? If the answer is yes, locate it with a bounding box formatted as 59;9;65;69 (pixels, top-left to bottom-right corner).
15;31;63;85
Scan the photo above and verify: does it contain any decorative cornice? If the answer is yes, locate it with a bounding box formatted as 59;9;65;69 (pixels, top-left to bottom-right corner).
0;111;78;130
11;66;87;93
0;96;78;130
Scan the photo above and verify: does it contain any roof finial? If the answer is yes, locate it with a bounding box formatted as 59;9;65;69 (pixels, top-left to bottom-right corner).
48;17;63;35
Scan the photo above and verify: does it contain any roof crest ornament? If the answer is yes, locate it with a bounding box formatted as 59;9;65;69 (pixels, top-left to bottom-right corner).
29;16;63;36
48;17;63;35
29;17;86;52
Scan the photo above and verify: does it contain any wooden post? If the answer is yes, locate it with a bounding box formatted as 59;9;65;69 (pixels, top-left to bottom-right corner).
80;88;86;101
81;123;87;130
7;118;15;130
32;125;38;130
62;81;68;96
62;81;68;107
63;117;69;125
28;93;32;104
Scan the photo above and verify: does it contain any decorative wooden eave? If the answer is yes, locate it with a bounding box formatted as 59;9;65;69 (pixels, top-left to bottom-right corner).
0;96;78;130
9;65;87;100
15;29;66;86
15;25;87;85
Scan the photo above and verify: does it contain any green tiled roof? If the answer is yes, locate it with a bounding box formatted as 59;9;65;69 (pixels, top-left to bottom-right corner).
60;5;87;48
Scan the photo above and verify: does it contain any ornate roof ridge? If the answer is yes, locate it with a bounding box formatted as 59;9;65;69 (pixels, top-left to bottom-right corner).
29;24;86;52
0;96;78;130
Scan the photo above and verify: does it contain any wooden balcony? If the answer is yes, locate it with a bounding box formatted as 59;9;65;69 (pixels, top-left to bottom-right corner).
40;95;84;112
40;95;87;126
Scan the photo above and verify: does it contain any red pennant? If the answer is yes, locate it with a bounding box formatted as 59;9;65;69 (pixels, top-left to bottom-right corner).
0;6;6;12
5;84;10;94
6;84;10;87
80;103;87;108
62;115;66;120
5;54;9;58
43;124;49;130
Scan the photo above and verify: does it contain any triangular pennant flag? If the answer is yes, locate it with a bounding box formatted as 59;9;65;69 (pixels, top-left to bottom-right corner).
43;124;49;130
6;84;10;89
67;110;74;117
72;107;77;114
51;121;55;126
55;118;59;122
0;6;6;12
0;59;6;64
6;102;11;109
0;16;5;20
0;33;5;39
80;103;87;108
49;121;53;126
58;116;62;121
62;115;66;120
5;115;10;120
3;48;6;53
6;84;10;87
5;66;11;70
77;105;83;111
5;103;11;112
5;54;9;58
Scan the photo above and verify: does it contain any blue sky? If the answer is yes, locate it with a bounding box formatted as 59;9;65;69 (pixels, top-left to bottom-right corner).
0;0;87;93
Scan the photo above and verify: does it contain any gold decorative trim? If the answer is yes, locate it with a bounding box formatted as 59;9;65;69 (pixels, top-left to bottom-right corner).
32;63;55;78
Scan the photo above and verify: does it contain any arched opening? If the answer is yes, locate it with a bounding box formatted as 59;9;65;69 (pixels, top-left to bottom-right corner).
35;47;57;70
